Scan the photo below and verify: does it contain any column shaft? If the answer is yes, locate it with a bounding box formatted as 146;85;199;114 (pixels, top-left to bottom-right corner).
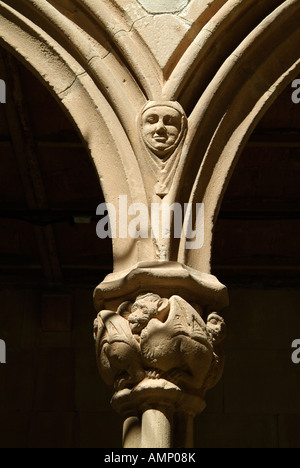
141;408;173;448
123;416;142;448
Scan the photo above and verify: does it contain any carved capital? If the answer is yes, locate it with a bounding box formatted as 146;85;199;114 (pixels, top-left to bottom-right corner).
94;291;225;417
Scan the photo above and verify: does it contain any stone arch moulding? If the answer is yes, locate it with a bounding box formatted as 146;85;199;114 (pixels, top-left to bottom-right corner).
176;0;300;272
1;0;298;274
0;0;154;272
0;0;232;276
162;0;291;102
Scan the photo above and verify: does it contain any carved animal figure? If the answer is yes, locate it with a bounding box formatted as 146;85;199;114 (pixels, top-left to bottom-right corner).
127;293;170;334
94;294;225;397
94;310;145;391
138;296;225;393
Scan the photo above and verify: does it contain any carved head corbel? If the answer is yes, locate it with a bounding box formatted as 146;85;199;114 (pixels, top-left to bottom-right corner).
139;101;188;160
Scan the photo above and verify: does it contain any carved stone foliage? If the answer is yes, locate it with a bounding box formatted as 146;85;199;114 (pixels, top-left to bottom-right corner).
94;293;225;414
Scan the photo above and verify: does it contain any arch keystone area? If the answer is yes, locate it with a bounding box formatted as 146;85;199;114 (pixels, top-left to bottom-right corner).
137;0;190;14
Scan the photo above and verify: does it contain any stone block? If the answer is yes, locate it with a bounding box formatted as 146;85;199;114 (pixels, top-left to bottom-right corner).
74;347;112;411
279;414;300;448
41;293;73;332
28;412;75;448
0;289;25;346
33;349;75;411
224;348;300;414
20;289;40;349
75;411;123;448
137;0;189;14
195;413;278;448
72;288;96;349
224;289;300;351
0;411;30;448
38;331;72;348
0;349;35;411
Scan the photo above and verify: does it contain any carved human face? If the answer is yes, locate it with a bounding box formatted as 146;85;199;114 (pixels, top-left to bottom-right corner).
141;106;182;158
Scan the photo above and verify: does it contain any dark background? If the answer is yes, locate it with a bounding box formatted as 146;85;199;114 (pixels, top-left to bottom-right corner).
0;47;299;448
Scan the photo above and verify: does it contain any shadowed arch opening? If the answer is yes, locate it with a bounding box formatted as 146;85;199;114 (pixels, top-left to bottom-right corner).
0;1;154;271
0;50;122;450
175;0;300;272
212;76;300;287
0;45;113;285
196;78;300;449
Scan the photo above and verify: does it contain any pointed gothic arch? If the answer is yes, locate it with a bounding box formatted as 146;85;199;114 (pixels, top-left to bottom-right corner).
0;0;153;271
1;0;298;272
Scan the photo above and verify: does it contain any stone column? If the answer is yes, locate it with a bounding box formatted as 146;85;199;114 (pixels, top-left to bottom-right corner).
94;262;228;448
91;57;229;451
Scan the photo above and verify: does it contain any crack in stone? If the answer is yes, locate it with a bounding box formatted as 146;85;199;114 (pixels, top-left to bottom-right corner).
113;14;149;37
58;52;112;96
58;70;88;96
